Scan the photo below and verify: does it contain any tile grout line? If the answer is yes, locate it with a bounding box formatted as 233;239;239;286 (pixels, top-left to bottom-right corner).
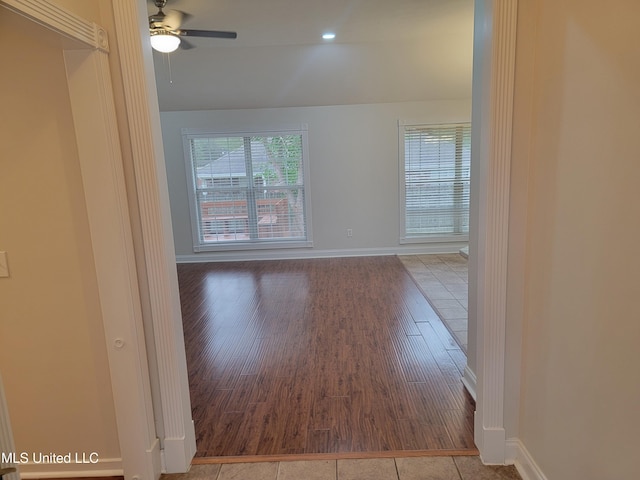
452;456;464;480
393;457;401;480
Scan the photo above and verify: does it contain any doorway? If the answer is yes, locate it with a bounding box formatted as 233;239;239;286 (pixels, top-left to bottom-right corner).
113;0;518;472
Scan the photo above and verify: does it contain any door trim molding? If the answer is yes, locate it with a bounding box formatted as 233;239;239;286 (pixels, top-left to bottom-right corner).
111;0;196;473
0;0;108;51
470;0;518;464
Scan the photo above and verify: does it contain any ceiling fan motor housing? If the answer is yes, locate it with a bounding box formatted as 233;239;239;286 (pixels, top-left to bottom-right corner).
148;0;238;51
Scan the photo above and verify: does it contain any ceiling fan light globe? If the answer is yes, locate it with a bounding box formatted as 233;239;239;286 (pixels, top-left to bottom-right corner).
150;32;181;53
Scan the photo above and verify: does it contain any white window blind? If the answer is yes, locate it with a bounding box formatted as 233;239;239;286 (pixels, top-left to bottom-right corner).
183;128;311;251
400;122;471;242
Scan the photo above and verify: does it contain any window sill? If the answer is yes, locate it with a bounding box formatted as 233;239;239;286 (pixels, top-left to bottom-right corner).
193;240;313;253
400;234;469;245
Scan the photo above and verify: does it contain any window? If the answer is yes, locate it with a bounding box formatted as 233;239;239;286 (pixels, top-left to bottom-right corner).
399;122;471;243
183;126;312;251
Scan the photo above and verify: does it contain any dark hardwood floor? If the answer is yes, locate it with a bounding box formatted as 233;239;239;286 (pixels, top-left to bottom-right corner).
177;256;476;459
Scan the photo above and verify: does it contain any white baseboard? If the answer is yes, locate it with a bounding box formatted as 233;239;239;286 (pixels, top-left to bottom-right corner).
505;438;549;480
161;427;197;474
18;457;122;479
462;365;477;401
474;420;506;465
176;244;467;263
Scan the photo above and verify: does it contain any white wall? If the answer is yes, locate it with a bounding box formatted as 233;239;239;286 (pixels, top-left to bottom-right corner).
161;100;471;260
513;0;640;478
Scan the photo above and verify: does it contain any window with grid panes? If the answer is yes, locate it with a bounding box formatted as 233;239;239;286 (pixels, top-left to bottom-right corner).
399;122;471;242
183;127;312;251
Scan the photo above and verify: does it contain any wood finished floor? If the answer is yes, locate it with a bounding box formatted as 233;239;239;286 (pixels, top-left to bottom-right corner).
177;256;475;458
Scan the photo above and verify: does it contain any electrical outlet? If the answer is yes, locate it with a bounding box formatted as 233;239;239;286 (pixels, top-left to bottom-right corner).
347;229;353;237
0;251;8;278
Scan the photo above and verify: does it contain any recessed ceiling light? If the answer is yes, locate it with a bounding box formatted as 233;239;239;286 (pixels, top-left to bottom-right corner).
322;32;336;40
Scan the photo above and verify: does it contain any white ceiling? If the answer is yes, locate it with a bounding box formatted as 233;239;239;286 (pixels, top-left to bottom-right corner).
149;0;474;111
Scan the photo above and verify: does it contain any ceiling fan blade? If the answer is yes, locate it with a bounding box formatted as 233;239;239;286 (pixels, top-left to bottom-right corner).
179;38;195;50
163;9;184;31
180;29;237;39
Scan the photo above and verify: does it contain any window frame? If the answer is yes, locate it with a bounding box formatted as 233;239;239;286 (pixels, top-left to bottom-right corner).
182;125;313;252
398;120;471;244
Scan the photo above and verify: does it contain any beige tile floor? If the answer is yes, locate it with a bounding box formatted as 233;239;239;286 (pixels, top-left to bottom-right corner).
398;254;469;351
163;456;520;480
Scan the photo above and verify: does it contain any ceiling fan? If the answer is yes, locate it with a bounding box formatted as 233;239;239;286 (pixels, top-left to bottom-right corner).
149;0;237;53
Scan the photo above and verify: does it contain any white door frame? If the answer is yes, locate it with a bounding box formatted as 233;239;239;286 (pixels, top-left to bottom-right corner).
110;0;196;473
468;0;518;464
